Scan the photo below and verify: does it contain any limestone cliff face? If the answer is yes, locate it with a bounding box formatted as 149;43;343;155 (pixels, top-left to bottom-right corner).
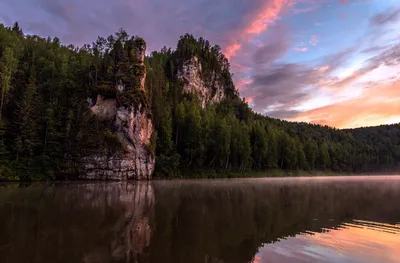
178;56;224;107
84;42;154;180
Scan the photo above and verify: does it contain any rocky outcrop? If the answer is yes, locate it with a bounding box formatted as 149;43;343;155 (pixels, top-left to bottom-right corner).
84;41;154;180
178;56;224;107
89;95;118;120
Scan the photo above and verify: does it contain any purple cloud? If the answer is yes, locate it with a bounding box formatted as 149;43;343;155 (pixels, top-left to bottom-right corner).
370;7;400;26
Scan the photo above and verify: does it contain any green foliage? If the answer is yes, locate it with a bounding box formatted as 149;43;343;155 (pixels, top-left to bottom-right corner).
304;140;318;170
0;23;399;180
0;24;148;180
119;88;148;109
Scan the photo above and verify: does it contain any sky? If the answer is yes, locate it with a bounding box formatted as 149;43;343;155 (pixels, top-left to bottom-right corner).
1;0;400;128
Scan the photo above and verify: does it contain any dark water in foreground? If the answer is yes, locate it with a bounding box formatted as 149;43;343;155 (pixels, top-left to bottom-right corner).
1;177;400;263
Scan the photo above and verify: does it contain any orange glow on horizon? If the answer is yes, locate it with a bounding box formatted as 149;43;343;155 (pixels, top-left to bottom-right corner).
290;79;400;128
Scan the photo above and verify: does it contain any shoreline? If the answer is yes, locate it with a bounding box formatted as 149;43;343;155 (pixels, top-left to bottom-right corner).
1;170;399;183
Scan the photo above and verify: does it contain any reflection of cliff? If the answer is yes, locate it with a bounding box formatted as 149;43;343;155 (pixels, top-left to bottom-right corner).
0;182;154;263
109;183;154;263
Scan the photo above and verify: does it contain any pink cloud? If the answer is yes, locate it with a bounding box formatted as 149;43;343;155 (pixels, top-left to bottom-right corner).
225;42;241;59
294;47;308;52
224;0;295;60
246;96;255;104
232;63;252;72
317;65;330;72
236;79;252;90
246;0;293;35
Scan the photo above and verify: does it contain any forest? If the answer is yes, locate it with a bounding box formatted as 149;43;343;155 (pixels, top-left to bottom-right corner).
0;22;399;180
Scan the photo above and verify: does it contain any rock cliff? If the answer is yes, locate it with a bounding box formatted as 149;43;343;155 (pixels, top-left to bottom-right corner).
178;56;225;107
84;41;154;180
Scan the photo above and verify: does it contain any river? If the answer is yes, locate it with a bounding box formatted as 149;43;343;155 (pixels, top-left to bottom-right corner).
1;176;400;263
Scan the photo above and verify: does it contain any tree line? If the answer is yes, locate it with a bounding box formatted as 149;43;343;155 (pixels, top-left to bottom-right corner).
146;34;400;176
0;23;399;180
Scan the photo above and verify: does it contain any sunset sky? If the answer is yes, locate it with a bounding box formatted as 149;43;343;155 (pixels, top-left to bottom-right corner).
1;0;400;128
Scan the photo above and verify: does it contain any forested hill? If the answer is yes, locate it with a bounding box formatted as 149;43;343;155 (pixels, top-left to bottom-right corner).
0;23;399;180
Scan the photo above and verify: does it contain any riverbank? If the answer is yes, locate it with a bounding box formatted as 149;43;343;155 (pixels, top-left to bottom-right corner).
2;168;398;182
153;169;355;179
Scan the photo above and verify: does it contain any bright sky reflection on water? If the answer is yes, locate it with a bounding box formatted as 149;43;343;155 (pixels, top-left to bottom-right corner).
253;220;400;263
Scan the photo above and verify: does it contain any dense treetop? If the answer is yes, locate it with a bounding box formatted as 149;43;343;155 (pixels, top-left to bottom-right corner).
0;23;399;180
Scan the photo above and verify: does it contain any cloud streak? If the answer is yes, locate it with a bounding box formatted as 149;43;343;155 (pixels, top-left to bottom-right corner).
224;0;295;59
294;47;308;52
370;8;400;26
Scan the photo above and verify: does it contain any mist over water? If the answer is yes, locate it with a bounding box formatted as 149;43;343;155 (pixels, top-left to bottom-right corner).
1;176;400;263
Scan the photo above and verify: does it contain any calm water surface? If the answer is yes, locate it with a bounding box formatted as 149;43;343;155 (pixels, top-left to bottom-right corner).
1;176;400;263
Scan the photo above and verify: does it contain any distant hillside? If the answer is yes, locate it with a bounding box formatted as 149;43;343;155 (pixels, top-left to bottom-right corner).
0;23;399;180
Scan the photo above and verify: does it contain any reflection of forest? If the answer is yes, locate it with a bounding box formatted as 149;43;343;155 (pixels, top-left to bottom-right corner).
1;178;400;263
149;179;400;263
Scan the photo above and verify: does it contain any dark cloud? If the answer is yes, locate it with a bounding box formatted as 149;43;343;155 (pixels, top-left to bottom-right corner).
320;48;355;73
252;24;288;66
361;45;390;54
340;0;373;5
370;8;400;26
36;0;76;23
263;109;301;119
253;64;313;89
332;64;378;89
240;46;359;118
242;63;318;115
368;43;400;66
325;43;400;91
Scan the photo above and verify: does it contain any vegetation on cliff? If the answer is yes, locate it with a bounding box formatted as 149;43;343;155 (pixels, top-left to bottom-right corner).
0;23;146;180
0;23;399;180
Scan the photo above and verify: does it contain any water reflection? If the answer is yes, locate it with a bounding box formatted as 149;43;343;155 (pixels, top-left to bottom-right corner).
0;182;154;263
0;176;400;263
253;220;400;263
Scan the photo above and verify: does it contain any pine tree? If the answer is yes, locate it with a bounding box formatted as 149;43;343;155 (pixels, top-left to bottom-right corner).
0;47;18;120
13;71;40;160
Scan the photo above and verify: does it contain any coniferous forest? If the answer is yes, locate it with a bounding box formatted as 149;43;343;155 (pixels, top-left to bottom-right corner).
0;23;399;180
